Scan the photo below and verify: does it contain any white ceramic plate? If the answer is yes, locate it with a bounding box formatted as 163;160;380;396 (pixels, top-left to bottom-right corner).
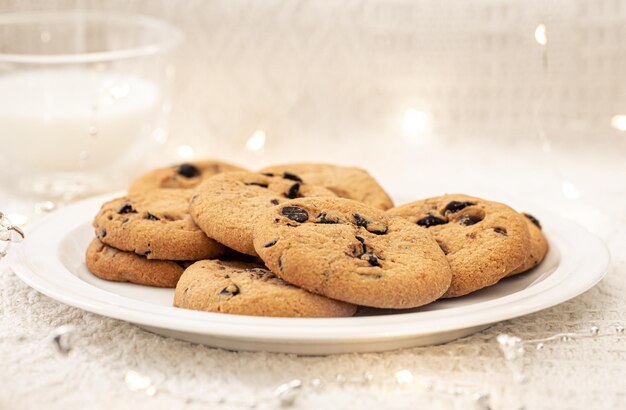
10;193;609;355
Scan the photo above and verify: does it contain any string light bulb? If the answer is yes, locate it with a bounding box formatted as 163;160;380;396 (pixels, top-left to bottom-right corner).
402;109;430;144
610;115;626;131
246;130;266;151
535;24;547;46
177;144;194;159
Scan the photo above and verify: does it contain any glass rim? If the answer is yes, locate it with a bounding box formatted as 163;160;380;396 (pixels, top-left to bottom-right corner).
0;10;183;64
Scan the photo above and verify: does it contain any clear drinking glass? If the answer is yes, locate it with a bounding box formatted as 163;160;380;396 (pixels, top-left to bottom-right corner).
0;11;182;199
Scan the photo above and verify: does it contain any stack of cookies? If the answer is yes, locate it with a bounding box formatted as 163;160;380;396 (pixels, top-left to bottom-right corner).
86;160;548;317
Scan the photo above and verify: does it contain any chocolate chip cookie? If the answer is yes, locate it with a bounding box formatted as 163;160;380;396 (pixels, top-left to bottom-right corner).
129;160;247;193
86;238;190;287
259;163;394;210
189;171;337;256
174;259;357;317
387;194;531;297
507;213;548;276
93;189;227;260
252;197;452;309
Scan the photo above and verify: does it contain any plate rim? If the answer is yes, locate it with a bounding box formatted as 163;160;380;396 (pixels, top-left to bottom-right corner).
10;192;610;343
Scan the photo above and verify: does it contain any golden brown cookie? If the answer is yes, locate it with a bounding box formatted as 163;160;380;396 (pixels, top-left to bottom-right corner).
86;238;190;287
507;213;548;276
129;160;247;193
252;197;452;309
93;189;227;260
189;171;336;256
174;259;357;317
259;163;393;210
387;194;531;298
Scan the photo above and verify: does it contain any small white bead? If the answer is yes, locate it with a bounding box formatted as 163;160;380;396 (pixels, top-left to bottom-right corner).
34;200;56;214
51;325;75;356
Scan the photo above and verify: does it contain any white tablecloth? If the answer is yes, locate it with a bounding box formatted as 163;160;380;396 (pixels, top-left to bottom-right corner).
1;140;624;410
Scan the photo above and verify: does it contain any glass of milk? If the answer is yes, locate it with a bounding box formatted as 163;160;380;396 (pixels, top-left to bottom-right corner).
0;11;182;198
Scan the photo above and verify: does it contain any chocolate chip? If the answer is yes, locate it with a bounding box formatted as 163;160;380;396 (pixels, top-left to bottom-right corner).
282;172;303;183
281;206;308;222
261;172;275;177
353;213;369;228
145;212;160;221
270;199;280;205
353;213;387;234
459;215;483;226
285;182;301;199
316;212;339;224
177;163;201;178
417;214;447;227
245;182;269;188
355;235;367;254
494;227;508;236
362;253;380;266
368;225;388;235
218;284;240;297
264;239;278;248
118;204;136;214
523;213;542;229
252;271;265;280
100;228;107;238
444;201;474;214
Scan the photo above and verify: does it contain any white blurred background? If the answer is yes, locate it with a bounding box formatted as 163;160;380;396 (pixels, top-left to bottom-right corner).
0;0;624;211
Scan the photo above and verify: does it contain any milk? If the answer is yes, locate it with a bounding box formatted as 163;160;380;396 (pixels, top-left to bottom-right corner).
0;69;161;174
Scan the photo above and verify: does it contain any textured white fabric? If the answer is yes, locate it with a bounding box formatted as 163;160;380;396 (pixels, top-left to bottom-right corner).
1;141;624;410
